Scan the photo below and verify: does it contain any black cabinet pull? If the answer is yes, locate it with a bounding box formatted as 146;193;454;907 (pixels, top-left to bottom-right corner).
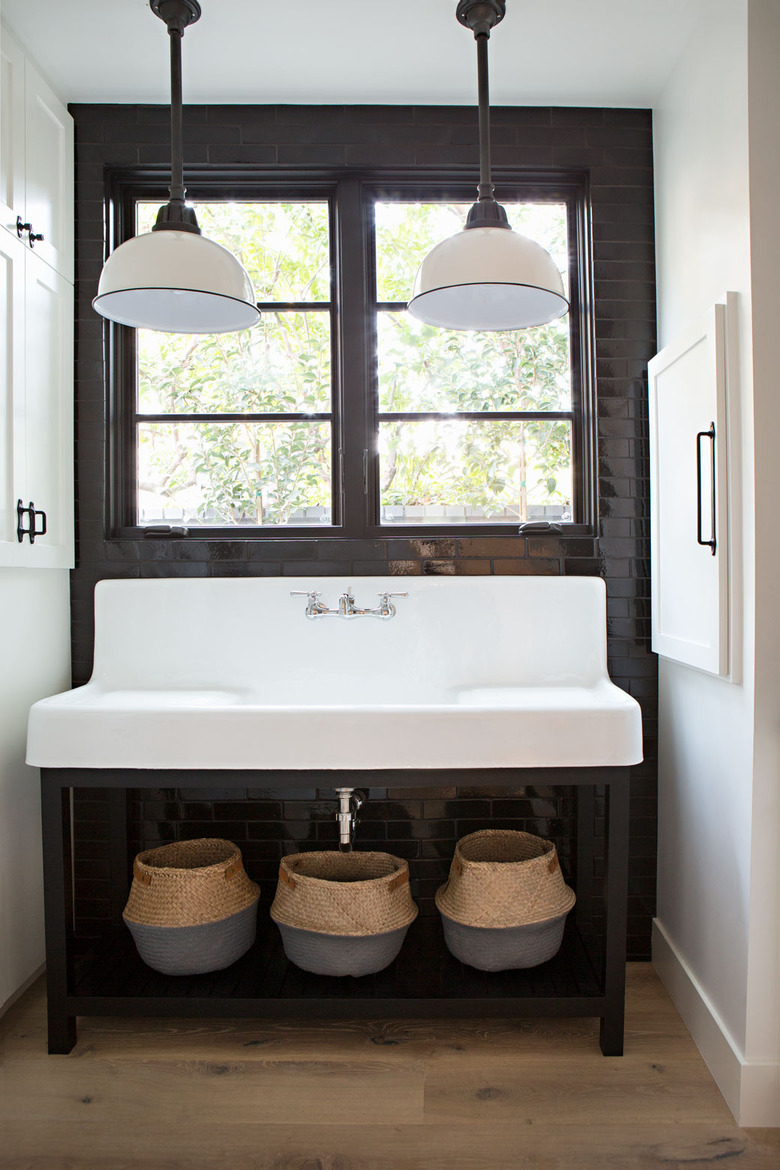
696;423;716;556
15;216;44;249
16;499;47;544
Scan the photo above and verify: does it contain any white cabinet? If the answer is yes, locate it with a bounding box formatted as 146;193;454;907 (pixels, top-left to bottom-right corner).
649;296;737;678
0;227;73;568
0;26;73;282
0;226;25;558
0;24;74;570
0;27;25;240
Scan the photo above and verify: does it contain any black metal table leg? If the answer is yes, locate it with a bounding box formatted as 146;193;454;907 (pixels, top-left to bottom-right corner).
40;772;77;1053
599;770;630;1056
576;784;596;930
107;788;130;923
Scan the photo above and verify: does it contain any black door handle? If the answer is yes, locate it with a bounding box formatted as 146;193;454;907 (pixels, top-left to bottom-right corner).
16;499;47;544
15;216;44;249
696;423;716;556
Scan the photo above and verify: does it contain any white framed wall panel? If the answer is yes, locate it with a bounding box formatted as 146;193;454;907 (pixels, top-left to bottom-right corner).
649;299;732;676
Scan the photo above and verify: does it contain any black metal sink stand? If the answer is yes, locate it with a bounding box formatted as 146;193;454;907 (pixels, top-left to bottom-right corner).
40;766;630;1057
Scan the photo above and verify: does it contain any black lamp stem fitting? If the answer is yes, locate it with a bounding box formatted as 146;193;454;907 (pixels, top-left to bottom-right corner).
456;1;506;37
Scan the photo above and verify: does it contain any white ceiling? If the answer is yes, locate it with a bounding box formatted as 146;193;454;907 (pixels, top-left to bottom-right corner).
2;0;711;107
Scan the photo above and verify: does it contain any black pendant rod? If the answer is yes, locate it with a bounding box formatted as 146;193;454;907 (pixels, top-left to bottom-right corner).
475;32;493;202
150;0;202;234
457;0;510;230
168;26;186;207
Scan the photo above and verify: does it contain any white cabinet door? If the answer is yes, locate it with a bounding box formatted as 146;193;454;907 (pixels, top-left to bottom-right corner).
649;301;731;676
0;26;73;282
0;29;25;242
0;237;74;569
0;227;26;562
22;251;73;568
23;58;73;282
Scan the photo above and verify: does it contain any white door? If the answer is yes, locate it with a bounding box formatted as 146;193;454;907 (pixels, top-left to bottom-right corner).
0;228;27;563
22;250;74;568
0;29;26;244
649;302;731;676
23;58;73;282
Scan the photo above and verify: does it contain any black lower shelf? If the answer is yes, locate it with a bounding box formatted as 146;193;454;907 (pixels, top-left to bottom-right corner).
69;915;603;1018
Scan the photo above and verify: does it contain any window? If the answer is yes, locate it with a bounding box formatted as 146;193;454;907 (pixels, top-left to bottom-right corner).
134;200;334;527
108;172;593;538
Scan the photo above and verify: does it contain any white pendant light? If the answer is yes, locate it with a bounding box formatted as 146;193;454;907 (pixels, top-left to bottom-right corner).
408;1;569;332
93;0;260;335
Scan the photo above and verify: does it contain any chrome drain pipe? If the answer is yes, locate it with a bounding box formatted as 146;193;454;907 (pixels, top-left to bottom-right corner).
334;787;365;852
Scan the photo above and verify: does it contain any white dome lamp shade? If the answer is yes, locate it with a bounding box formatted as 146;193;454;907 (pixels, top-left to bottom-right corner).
93;1;260;335
408;1;569;332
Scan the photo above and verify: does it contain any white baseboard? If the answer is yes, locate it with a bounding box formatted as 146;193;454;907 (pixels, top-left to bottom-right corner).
0;962;45;1019
653;919;780;1127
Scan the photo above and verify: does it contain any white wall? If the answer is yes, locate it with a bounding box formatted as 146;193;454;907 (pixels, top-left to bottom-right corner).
0;567;70;1012
743;0;780;1109
653;0;780;1126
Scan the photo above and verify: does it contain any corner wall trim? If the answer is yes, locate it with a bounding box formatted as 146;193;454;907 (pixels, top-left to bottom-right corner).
0;962;45;1020
652;919;780;1127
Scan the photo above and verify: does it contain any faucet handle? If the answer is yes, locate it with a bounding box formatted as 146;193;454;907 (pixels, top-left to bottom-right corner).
291;589;331;619
376;591;408;618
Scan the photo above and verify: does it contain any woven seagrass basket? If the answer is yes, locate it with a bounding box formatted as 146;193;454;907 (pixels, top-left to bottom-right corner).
436;830;575;971
271;850;418;977
123;839;260;976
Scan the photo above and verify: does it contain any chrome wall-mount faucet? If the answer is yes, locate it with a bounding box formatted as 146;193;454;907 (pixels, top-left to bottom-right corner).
290;589;408;620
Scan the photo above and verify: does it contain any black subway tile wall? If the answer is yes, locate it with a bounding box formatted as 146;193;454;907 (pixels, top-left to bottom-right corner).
70;104;657;959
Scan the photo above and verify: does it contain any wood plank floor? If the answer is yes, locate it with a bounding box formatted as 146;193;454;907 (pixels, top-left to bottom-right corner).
0;964;778;1169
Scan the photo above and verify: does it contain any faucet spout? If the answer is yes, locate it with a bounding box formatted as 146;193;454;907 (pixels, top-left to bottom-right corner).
337;590;356;617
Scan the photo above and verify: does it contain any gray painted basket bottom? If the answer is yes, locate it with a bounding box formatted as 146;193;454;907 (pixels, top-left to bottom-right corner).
440;910;569;971
277;922;410;977
124;900;259;976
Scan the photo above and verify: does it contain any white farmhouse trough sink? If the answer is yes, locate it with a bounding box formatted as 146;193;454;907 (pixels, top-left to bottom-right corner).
27;576;642;771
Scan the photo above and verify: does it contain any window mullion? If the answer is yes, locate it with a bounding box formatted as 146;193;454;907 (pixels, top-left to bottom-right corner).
334;175;373;537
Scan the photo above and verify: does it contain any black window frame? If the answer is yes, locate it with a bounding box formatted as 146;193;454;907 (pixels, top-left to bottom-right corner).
106;166;596;540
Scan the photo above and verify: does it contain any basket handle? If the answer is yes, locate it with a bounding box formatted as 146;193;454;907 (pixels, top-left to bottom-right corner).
387;869;409;893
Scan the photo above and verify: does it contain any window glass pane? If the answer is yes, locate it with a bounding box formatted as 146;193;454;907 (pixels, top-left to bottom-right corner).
377;311;570;413
136;201;331;302
375;201;568;303
138;421;332;527
378;418;571;525
138;312;331;414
